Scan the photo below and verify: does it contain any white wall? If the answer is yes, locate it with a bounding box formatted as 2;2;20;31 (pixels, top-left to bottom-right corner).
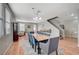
64;20;78;38
38;21;59;38
38;21;52;31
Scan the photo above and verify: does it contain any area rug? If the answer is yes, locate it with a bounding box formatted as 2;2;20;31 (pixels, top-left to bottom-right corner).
19;38;64;55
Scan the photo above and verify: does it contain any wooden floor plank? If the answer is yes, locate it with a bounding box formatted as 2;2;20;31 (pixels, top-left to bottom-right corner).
59;37;79;55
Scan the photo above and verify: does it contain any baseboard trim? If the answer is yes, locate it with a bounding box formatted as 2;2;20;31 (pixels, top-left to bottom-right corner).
3;42;13;55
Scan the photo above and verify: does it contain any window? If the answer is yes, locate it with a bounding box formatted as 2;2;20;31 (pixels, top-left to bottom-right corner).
5;8;11;34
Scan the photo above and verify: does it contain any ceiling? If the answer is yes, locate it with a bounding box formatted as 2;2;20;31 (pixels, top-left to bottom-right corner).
9;3;79;23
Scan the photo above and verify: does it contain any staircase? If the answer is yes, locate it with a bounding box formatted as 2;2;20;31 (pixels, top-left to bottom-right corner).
47;17;65;39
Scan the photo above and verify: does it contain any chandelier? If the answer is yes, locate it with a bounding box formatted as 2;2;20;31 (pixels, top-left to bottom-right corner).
32;8;42;20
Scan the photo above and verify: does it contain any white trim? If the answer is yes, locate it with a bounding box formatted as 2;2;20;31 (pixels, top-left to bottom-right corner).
3;42;13;55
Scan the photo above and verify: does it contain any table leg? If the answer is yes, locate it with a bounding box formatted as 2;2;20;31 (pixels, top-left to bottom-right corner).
38;42;41;54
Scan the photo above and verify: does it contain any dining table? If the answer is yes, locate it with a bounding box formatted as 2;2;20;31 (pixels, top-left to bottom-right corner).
32;33;49;54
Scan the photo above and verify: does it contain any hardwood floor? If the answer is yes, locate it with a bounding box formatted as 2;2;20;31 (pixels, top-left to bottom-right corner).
5;34;79;55
5;42;24;55
59;37;79;55
5;36;25;55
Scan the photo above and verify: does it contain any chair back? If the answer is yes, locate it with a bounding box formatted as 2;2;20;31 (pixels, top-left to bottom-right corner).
30;34;36;45
28;33;32;45
48;37;59;54
28;33;37;45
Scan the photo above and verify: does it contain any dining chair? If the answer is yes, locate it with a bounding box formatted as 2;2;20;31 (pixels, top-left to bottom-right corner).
40;37;59;55
28;33;38;52
28;33;32;45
